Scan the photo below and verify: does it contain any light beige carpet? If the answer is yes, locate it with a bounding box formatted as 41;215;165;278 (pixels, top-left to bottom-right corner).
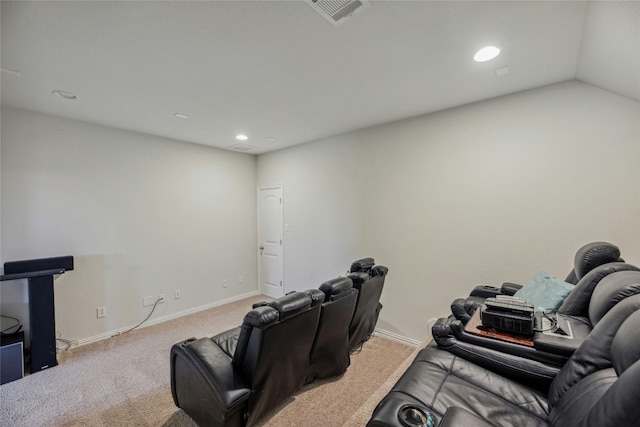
0;296;417;426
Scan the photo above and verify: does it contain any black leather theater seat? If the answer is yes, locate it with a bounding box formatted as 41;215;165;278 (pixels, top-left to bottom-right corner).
368;294;640;427
170;290;323;427
348;258;389;350
452;241;625;323
433;270;640;390
452;260;639;325
307;276;359;383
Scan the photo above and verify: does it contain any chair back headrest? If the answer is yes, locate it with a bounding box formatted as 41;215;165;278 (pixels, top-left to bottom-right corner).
347;271;369;287
270;291;315;321
319;277;354;301
372;265;389;277
350;258;375;273
304;289;326;307
589;270;640;325
573;242;622;281
244;305;280;328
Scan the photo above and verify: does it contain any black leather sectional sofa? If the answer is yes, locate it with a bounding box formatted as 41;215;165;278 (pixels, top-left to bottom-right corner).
170;258;388;426
368;243;640;427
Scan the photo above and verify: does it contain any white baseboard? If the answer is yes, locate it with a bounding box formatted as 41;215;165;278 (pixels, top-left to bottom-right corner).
374;318;439;348
72;295;435;351
373;328;423;347
75;290;260;348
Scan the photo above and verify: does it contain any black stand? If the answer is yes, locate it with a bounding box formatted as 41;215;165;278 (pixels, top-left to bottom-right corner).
1;256;73;374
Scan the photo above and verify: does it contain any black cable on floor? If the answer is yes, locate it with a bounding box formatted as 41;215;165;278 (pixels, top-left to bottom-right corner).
113;297;164;336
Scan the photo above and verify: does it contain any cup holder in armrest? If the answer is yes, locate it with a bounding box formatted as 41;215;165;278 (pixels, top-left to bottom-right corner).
398;404;435;427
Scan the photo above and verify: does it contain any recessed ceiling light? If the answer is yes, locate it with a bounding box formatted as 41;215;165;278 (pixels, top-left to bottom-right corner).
474;46;500;62
174;113;189;119
51;90;78;100
236;134;248;141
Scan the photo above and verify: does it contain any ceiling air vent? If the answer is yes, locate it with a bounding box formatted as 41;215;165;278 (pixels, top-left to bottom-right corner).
305;0;370;26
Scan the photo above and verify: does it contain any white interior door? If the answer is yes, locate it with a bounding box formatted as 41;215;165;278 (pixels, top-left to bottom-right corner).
258;186;284;298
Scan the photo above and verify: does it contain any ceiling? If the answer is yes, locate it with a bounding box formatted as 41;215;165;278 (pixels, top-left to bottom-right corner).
1;1;638;154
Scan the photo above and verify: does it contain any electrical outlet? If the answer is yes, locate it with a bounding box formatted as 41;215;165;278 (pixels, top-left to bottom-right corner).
159;293;166;303
97;306;106;318
238;275;244;285
223;279;229;288
175;289;181;299
143;296;154;307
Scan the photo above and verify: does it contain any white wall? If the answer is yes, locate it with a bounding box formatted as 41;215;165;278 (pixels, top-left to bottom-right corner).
1;107;257;343
0;107;2;270
257;81;640;342
2;81;638;346
258;134;366;292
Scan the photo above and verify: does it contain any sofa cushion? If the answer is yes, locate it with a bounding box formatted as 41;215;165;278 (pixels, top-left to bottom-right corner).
514;271;574;312
368;343;549;426
211;326;242;358
588;270;640;325
390;344;549;425
548;294;640;406
558;262;640;317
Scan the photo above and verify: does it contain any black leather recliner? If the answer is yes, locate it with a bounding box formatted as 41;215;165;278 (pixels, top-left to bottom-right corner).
367;294;640;427
307;276;359;383
170;290;324;427
452;260;639;325
347;258;389;350
432;270;640;390
453;241;624;322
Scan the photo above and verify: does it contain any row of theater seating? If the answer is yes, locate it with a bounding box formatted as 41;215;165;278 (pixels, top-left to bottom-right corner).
170;258;388;426
368;242;640;426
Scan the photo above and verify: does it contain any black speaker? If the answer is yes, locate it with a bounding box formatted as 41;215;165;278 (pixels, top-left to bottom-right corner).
4;256;74;275
1;331;25;385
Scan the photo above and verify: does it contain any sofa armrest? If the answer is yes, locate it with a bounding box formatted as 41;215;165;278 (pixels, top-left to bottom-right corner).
533;332;581;357
432;317;560;391
439;407;495;427
532;313;591;357
469;285;502;298
450;298;481;324
500;282;523;295
171;337;250;426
